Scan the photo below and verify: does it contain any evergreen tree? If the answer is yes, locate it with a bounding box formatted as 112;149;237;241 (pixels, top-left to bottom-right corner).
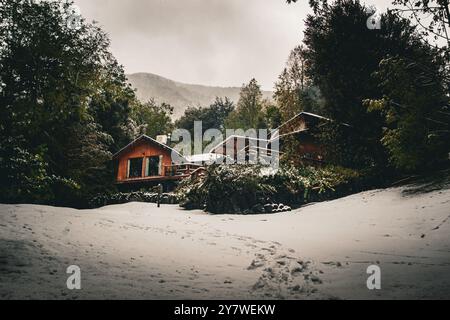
302;0;436;169
175;97;234;136
225;79;267;130
274;45;324;121
130;99;174;139
0;0;146;206
367;53;449;171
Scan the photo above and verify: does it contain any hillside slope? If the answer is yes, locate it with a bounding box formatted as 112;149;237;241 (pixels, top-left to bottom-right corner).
127;73;273;119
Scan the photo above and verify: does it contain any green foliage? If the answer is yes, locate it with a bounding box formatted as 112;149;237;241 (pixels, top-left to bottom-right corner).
274;45;325;121
366;54;449;171
176;165;276;214
0;137;79;204
264;165;362;203
0;0;156;207
225;79;268;130
88;66;137;151
300;0;446;170
175;97;234;136
130;99;174;139
264;104;283;129
90;191;179;207
176;164;364;214
62;121;115;206
313;122;388;169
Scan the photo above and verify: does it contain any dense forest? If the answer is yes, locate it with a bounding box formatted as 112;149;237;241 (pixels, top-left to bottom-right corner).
0;0;173;207
0;0;449;209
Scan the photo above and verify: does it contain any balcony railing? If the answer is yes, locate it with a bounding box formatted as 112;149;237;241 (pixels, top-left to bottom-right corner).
163;164;201;177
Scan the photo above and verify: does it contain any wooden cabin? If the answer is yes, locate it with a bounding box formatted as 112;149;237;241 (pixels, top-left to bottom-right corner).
209;112;331;166
274;112;330;136
112;135;199;187
209;135;273;164
273;112;330;165
113;112;343;188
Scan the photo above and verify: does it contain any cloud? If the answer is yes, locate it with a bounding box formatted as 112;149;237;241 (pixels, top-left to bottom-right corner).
74;0;393;90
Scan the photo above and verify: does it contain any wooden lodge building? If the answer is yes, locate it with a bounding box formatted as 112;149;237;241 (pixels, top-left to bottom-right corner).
209;112;332;166
113;112;339;188
112;135;201;190
272;111;333;165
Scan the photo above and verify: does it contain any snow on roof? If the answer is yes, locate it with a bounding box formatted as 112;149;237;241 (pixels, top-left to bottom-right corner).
184;153;226;163
271;111;350;140
300;111;332;121
275;112;331;132
208;135;271;154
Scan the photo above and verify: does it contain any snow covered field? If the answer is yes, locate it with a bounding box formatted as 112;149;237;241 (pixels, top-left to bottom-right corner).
1;184;449;300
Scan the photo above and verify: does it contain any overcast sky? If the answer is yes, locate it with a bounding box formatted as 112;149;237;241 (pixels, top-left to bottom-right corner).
74;0;393;90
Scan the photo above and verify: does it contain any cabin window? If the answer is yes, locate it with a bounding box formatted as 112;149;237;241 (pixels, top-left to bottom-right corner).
145;156;161;177
128;157;143;178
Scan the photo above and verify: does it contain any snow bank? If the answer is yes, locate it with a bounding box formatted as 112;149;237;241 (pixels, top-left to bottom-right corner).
1;185;449;299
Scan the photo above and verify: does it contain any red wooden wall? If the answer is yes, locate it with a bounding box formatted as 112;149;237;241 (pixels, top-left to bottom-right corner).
116;140;173;182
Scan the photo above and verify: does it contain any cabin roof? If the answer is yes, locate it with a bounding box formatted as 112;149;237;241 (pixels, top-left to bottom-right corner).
208;135;272;154
299;111;351;126
112;134;183;160
271;111;350;140
273;112;330;134
208;112;332;153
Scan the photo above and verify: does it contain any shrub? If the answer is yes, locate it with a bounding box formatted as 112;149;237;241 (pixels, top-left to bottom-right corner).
177;165;275;214
0;139;79;205
90;191;179;208
176;164;364;214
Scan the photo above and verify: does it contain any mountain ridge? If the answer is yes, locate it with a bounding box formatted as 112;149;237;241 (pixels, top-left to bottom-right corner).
126;72;273;119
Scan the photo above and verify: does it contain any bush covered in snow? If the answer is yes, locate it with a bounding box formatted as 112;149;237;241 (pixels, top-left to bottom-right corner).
0;138;80;205
176;165;276;214
176;164;365;214
90;191;179;208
